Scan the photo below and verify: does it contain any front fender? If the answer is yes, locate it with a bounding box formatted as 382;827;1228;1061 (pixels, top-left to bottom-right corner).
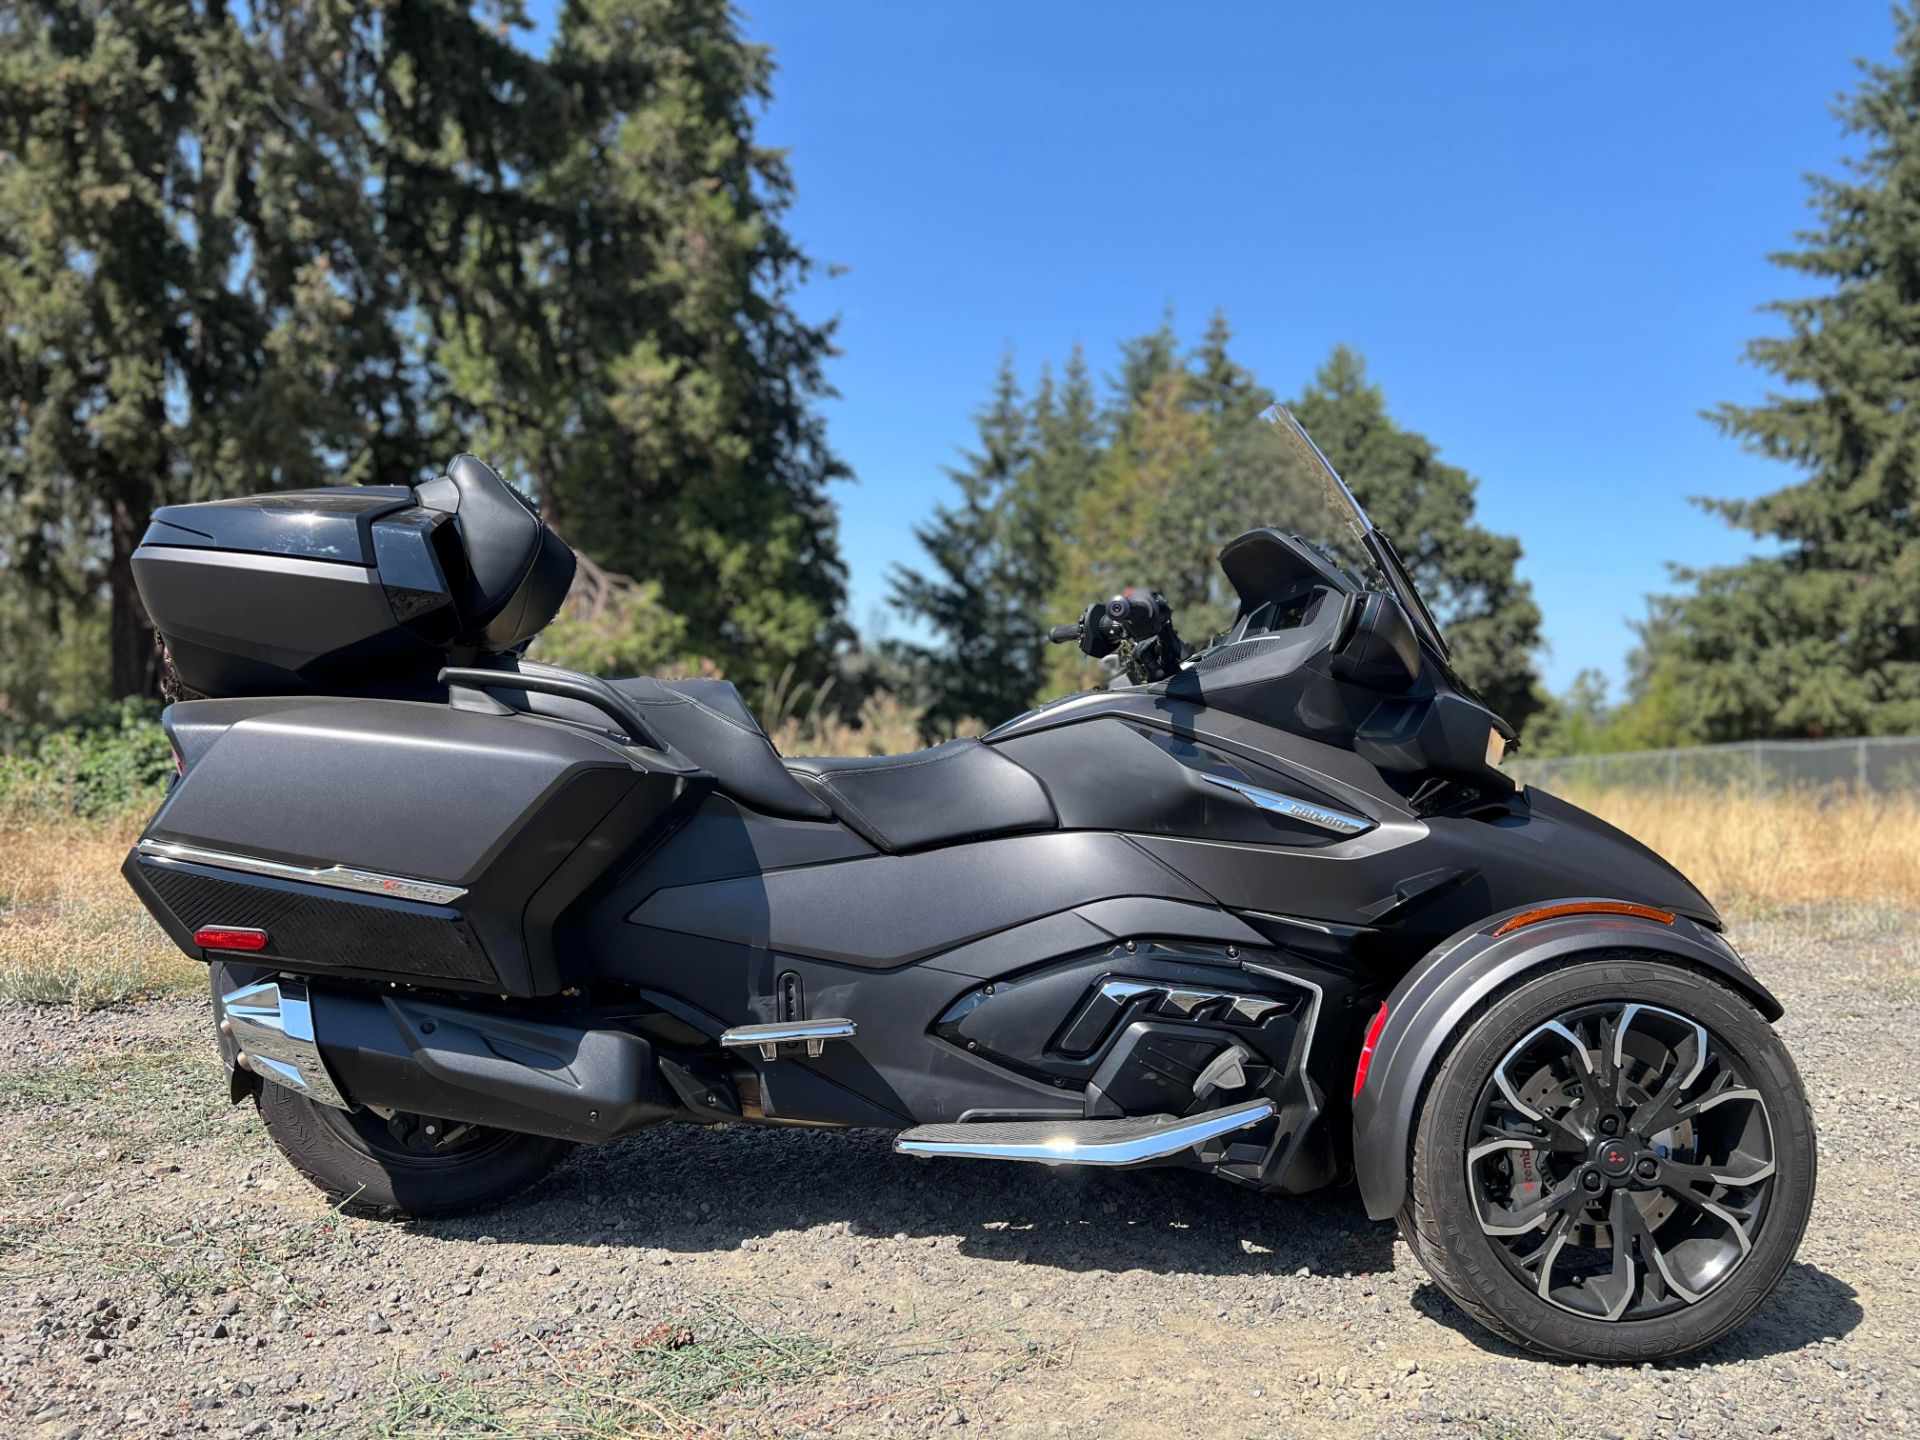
1349;902;1782;1221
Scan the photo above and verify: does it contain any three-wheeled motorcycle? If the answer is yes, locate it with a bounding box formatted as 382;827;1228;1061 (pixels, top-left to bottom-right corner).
121;406;1814;1361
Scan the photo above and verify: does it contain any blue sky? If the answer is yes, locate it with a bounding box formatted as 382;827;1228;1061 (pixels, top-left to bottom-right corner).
529;2;1895;696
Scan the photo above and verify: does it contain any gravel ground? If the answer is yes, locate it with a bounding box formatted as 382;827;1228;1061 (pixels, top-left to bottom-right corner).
0;906;1914;1440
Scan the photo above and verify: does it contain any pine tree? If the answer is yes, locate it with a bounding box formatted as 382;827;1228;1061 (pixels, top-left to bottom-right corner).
887;357;1038;729
445;0;852;693
0;3;532;709
1635;7;1920;739
1289;347;1545;733
0;2;852;713
1009;346;1100;633
1044;362;1216;695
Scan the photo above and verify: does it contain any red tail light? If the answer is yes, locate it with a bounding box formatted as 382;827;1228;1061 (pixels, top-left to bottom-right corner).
194;927;268;952
1353;1001;1390;1099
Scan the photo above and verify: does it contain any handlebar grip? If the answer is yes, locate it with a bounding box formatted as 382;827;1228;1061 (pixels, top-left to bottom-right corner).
1104;593;1160;640
1048;623;1083;644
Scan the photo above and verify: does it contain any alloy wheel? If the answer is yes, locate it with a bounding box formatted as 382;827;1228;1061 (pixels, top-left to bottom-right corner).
1465;1001;1777;1321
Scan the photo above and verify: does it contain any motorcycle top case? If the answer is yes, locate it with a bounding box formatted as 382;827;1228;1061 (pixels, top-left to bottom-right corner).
125;696;677;997
133;456;575;699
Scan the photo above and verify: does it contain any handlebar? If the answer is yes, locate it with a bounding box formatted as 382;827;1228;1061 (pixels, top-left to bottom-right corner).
1046;590;1187;683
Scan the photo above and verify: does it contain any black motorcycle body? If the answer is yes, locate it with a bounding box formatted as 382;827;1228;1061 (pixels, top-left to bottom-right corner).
120;422;1812;1362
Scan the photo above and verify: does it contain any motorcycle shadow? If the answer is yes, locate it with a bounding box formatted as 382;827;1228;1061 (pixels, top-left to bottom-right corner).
1408;1260;1863;1364
421;1121;1401;1279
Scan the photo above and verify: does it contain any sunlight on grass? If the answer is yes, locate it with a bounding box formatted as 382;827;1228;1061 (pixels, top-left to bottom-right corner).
1553;785;1920;912
0;809;196;1009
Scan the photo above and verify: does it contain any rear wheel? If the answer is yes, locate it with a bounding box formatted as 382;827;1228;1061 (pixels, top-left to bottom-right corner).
1400;958;1815;1361
256;1082;575;1219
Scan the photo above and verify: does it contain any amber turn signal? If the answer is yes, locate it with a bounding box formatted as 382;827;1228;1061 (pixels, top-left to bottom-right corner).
1492;901;1675;938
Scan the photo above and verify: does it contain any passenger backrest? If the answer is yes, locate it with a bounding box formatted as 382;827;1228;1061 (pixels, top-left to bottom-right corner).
416;455;576;651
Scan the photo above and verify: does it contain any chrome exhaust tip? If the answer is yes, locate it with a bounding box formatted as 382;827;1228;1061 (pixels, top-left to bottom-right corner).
218;978;350;1109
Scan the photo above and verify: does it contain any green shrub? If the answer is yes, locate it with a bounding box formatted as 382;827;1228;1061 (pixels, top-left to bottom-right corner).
0;698;173;817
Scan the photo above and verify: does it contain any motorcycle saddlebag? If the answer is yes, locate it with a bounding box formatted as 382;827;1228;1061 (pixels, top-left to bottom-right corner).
123;696;678;996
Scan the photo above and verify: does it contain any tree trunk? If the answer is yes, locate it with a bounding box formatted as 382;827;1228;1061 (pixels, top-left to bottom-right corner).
109;495;158;700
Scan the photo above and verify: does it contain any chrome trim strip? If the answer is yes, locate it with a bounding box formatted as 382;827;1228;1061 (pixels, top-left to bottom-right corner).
218;978;350;1109
136;839;466;906
1072;977;1288;1035
135;546;380;581
720;1017;858;1060
1239;960;1325;1076
1198;774;1373;835
894;1098;1276;1165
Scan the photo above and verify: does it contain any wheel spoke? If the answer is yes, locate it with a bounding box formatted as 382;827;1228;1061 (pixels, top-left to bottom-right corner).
1660;1152;1776;1191
1586;1189;1642;1320
1515;1208;1576;1300
1473;1169;1583;1236
1670;1079;1763;1124
1494;1019;1595;1132
1655;1180;1757;1256
1645;1227;1705;1305
1619;1006;1710;1135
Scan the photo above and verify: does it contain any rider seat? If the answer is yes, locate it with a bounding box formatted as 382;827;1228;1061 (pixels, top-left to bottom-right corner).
783;741;1056;852
594;677;1056;850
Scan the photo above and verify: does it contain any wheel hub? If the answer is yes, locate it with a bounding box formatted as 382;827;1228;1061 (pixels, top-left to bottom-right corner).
1590;1136;1638;1181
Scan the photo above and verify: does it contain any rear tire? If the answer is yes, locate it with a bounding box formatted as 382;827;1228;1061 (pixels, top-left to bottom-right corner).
1399;957;1815;1362
256;1082;575;1219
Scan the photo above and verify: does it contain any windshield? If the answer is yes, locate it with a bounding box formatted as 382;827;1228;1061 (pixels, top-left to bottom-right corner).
1250;404;1387;590
1252;404;1452;661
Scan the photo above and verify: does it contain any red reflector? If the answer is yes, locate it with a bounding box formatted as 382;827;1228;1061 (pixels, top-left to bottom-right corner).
1353;1002;1390;1099
194;927;268;952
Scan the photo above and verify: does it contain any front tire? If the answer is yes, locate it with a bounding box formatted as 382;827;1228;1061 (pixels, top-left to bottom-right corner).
1399;957;1815;1361
256;1082;576;1219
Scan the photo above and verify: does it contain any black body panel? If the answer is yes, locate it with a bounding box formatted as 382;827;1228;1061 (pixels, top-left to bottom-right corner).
309;989;673;1143
134;546;444;699
148;698;632;885
142;487;413;562
995;718;1364;848
627;831;1207;969
137;859;495;985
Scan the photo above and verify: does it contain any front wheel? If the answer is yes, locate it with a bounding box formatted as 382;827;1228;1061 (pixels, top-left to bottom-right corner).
1400;957;1815;1361
256;1081;576;1219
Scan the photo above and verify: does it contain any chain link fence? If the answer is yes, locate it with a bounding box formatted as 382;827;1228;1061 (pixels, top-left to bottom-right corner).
1507;737;1920;794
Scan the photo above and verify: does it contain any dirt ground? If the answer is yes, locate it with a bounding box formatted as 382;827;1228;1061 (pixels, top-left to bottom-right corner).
0;906;1914;1440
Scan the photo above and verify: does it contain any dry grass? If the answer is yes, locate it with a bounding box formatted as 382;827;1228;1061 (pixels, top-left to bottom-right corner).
1553;785;1920;912
0;808;196;1009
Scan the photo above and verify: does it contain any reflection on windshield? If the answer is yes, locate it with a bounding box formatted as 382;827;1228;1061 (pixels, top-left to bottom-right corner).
1246;405;1391;595
1252;405;1453;662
